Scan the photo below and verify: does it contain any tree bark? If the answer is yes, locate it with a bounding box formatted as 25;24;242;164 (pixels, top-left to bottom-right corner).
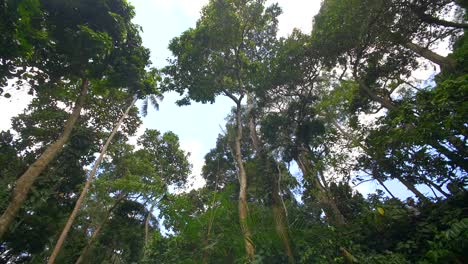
402;41;457;71
271;166;294;263
0;79;89;239
296;152;346;226
233;101;255;261
355;78;397;111
48;96;137;264
144;203;156;248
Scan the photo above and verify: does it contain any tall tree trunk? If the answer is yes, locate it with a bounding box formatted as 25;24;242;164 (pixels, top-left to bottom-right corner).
402;41;457;70
334;121;433;203
355;79;397;111
271;166;294;263
75;194;126;264
48;96;137;264
246;94;294;262
0;79;89;239
323;193;346;225
393;174;429;203
425;180;450;198
375;177;397;199
144;203;156;248
296;152;346;226
201;207;214;264
233;102;255;260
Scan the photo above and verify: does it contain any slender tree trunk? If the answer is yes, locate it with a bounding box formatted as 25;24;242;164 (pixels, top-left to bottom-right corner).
48;96;137;264
305;148;346;226
246;94;294;262
75;217;107;264
246;94;260;151
144;203;156;248
271;167;294;263
202;164;222;264
202;208;215;264
323;193;346;225
233;102;255;260
426;180;450;198
334;121;433;203
393;174;429;203
0;79;89;239
402;41;457;70
75;194;126;264
375;177;397;199
296;152;346;226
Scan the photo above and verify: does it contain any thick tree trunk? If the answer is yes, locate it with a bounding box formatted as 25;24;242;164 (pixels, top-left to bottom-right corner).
403;41;457;70
0;79;89;239
48;96;137;264
75;194;126;264
233;102;255;260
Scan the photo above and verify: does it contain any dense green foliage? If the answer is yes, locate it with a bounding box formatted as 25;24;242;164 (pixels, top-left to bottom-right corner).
1;0;467;263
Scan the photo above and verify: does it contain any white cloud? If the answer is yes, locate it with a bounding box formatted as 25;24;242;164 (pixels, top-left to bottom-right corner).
147;0;322;36
0;87;33;132
179;0;209;19
268;0;322;37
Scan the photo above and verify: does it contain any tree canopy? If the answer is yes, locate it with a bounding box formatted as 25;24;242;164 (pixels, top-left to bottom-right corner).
0;0;467;263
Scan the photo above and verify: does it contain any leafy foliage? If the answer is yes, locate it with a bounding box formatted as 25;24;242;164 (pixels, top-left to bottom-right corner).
1;0;467;263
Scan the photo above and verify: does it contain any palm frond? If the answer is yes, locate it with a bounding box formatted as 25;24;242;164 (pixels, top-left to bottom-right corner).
142;98;149;117
149;94;163;111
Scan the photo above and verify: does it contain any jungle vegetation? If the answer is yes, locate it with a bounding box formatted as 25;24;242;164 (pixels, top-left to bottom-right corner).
0;0;467;263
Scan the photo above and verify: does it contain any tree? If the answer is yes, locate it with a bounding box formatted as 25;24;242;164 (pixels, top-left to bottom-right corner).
0;0;155;239
0;88;141;262
47;95;139;264
74;129;190;264
164;0;281;259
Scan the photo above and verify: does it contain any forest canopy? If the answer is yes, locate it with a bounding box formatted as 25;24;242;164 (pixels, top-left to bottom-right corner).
0;0;467;263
